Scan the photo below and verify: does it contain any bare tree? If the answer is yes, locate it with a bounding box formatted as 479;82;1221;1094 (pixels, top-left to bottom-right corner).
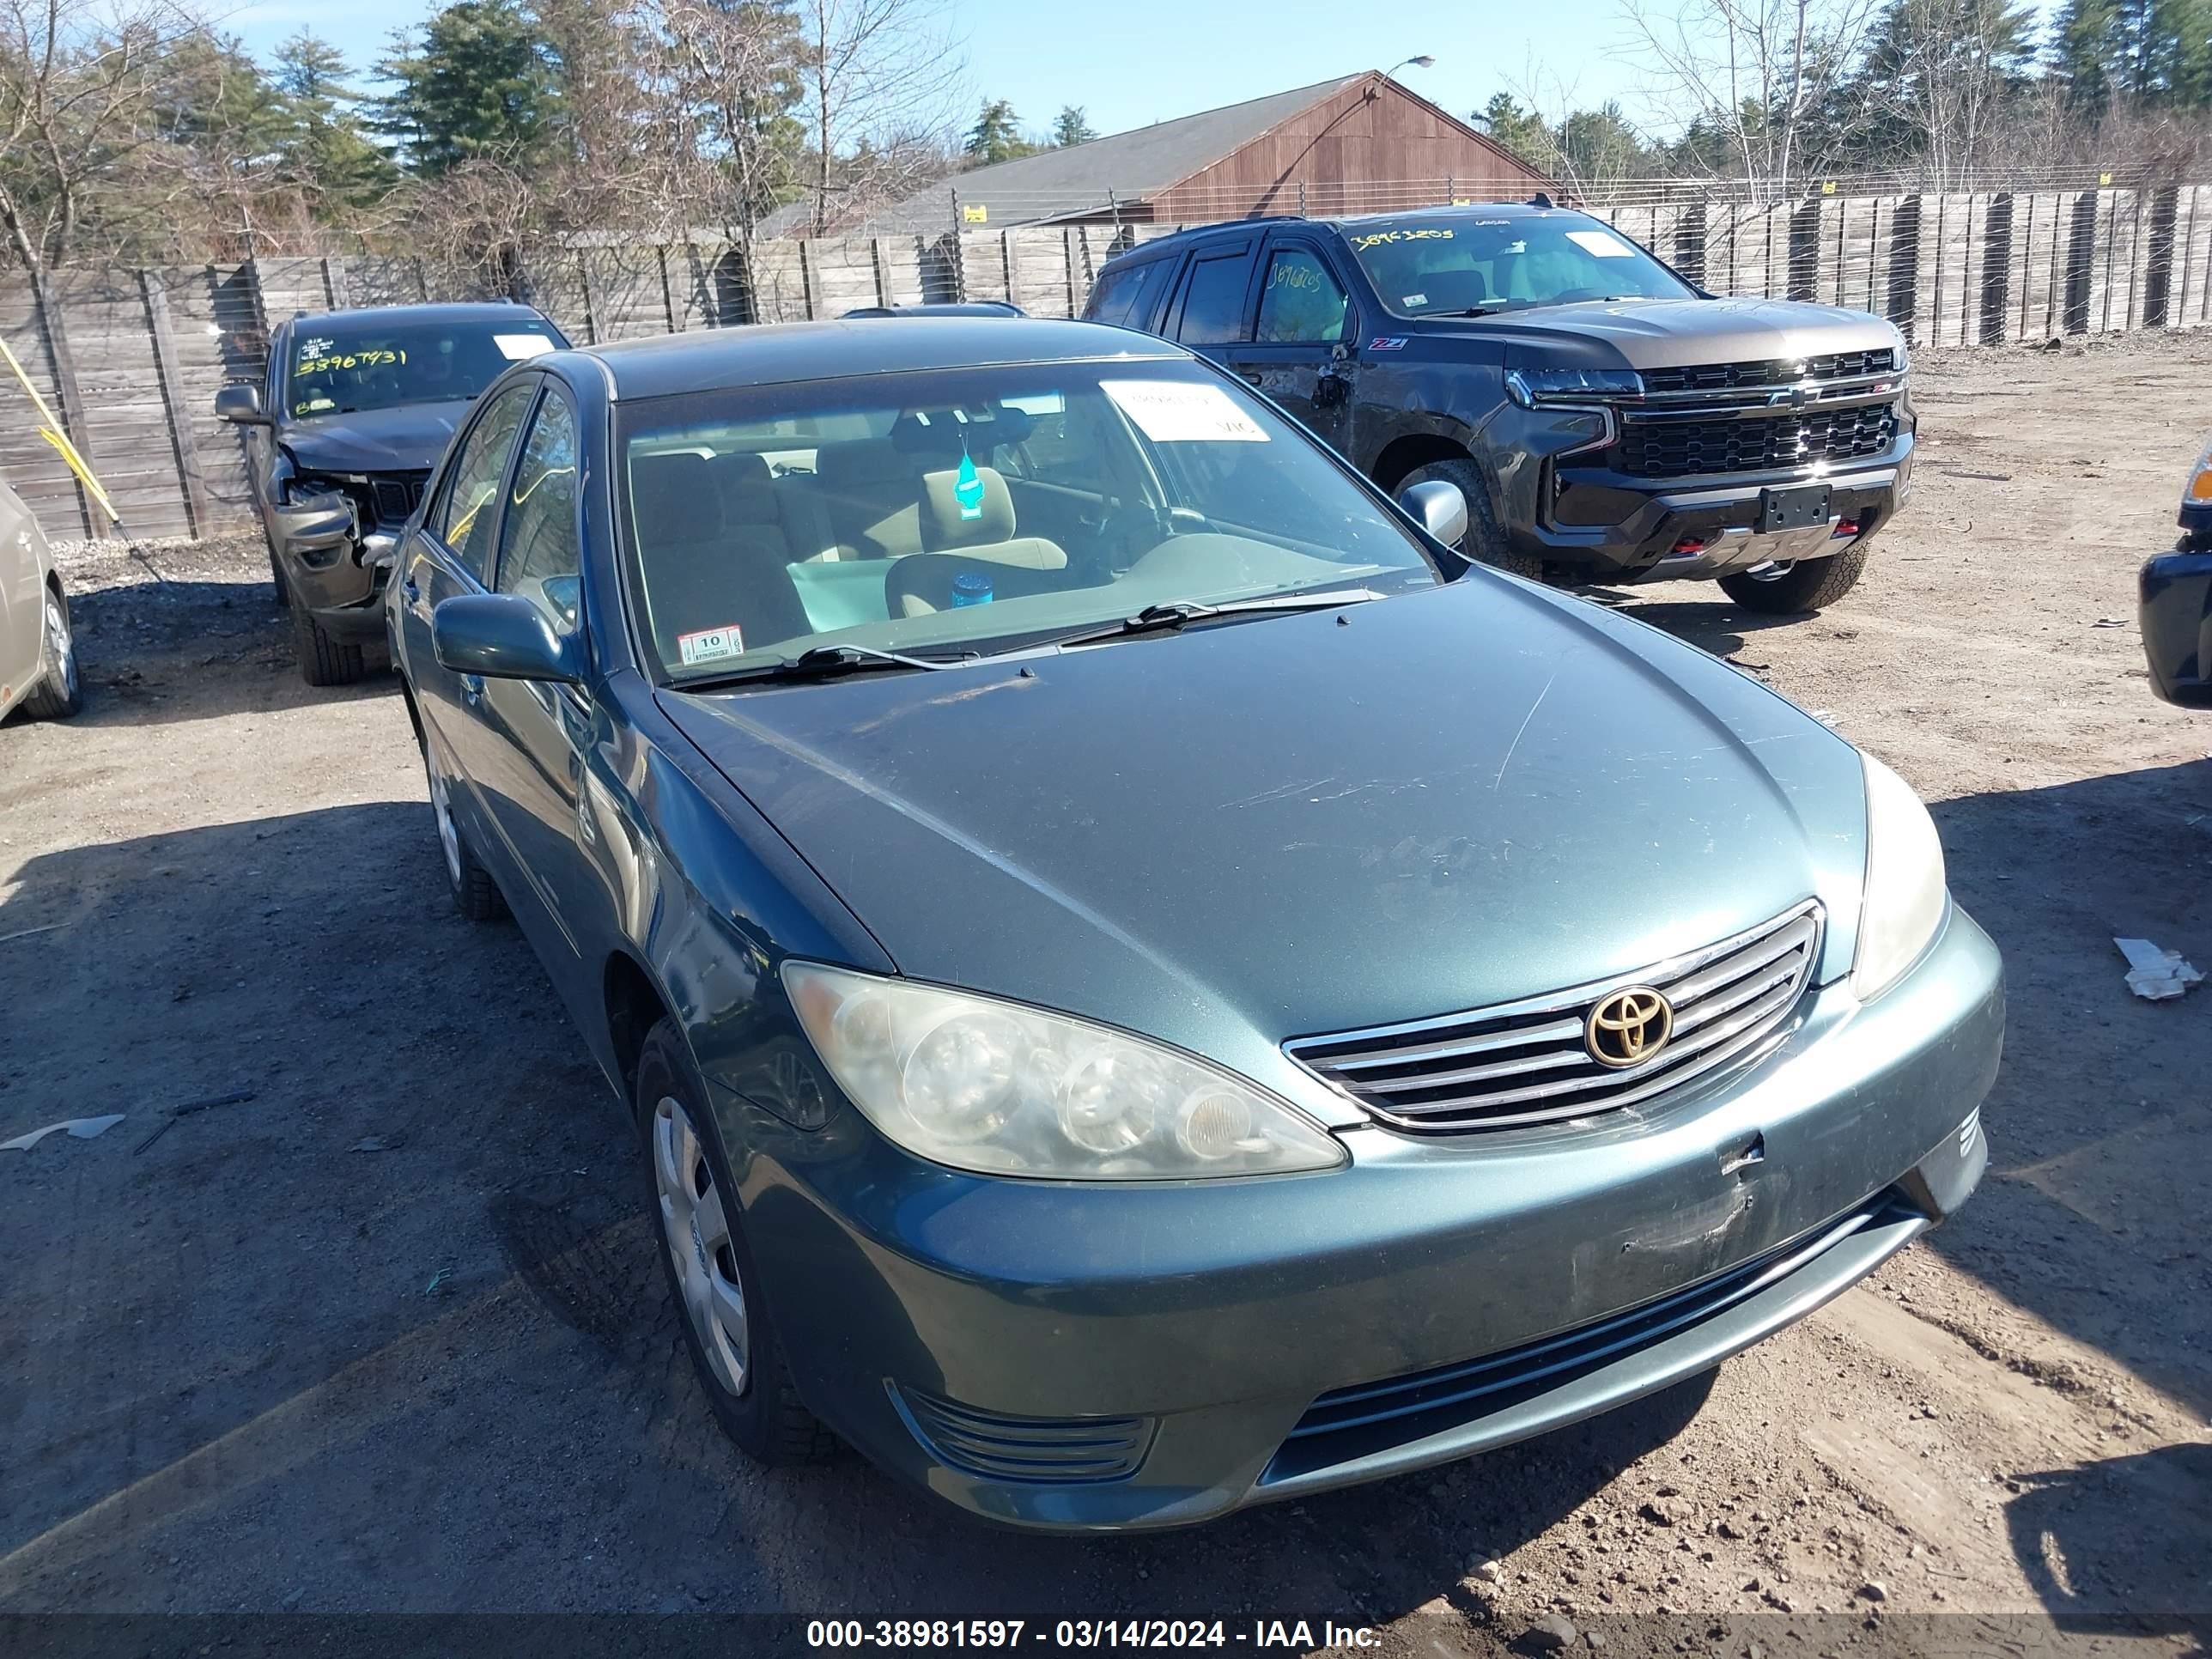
659;0;805;242
1620;0;1880;199
0;0;213;270
793;0;961;234
1855;0;2034;187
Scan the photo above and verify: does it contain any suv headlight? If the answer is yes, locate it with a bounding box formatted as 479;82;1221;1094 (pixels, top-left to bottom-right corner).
1850;753;1948;1000
783;962;1345;1180
1504;367;1643;407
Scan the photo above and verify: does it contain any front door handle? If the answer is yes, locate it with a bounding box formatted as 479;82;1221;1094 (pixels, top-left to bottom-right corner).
401;573;422;603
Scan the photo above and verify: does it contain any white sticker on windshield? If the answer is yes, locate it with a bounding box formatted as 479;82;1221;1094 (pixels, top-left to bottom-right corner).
1402;292;1428;307
678;623;744;665
1566;228;1637;258
494;332;556;360
1102;380;1268;443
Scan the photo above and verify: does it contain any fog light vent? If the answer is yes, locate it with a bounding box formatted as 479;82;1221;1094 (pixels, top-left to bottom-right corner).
891;1386;1153;1485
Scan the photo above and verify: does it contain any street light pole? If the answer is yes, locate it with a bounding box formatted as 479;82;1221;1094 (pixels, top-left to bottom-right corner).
1382;55;1435;82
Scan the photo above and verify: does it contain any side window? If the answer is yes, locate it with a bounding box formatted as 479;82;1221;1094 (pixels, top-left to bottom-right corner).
1256;246;1351;343
494;391;581;629
1172;247;1257;346
434;381;535;580
1085;263;1142;325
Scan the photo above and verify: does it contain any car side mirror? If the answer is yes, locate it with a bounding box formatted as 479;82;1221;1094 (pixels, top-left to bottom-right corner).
431;592;583;685
214;382;269;425
2139;545;2212;708
1399;479;1468;549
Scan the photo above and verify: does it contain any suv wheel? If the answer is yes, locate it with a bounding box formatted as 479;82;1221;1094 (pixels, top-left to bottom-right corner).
288;594;367;687
635;1018;836;1467
1717;541;1871;614
1397;458;1547;582
21;585;83;720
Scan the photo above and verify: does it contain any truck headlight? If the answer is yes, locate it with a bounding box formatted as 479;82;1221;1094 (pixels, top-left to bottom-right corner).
784;962;1345;1180
1850;752;1948;1000
1504;367;1643;407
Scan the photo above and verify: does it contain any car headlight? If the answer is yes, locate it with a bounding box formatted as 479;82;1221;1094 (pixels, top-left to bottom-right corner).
783;962;1345;1180
1850;752;1948;1000
1504;367;1643;407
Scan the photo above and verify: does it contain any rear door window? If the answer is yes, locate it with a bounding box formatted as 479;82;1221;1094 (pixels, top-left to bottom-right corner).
1170;243;1259;347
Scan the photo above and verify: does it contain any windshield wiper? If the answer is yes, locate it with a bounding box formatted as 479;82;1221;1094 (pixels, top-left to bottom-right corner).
1030;589;1386;653
684;641;964;688
1434;307;1504;318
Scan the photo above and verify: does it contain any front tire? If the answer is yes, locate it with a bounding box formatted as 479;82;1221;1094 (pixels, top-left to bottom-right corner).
1395;456;1547;581
1717;541;1871;614
289;595;366;687
635;1019;835;1467
21;585;82;720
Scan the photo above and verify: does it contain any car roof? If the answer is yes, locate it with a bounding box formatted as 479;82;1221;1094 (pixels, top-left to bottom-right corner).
1105;201;1574;264
279;301;556;329
571;317;1184;401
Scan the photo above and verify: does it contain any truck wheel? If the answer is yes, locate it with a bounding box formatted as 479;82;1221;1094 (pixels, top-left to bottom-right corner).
21;584;83;720
1717;542;1870;614
289;595;367;687
635;1018;836;1467
1397;458;1547;581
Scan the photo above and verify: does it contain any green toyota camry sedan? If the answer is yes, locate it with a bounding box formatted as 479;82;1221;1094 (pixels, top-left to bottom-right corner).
384;315;2002;1532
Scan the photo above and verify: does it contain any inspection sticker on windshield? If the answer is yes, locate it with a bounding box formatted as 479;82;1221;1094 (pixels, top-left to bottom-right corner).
678;623;744;665
1103;380;1267;443
494;333;556;359
1565;228;1637;258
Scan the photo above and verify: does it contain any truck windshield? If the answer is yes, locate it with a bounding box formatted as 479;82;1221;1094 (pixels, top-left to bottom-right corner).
284;320;561;418
618;361;1444;684
1346;214;1695;317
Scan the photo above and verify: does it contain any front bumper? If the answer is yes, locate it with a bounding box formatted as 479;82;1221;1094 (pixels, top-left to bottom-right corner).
270;495;399;637
736;902;2002;1532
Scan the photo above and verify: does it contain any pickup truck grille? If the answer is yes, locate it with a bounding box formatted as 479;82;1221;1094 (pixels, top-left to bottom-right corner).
1284;902;1821;1133
1641;349;1898;394
1618;404;1897;479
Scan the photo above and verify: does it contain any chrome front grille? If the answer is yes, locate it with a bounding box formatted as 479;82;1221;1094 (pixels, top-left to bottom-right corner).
1641;349;1897;396
1285;902;1822;1133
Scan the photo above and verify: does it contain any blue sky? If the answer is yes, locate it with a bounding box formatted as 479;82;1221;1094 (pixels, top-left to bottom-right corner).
222;0;1655;139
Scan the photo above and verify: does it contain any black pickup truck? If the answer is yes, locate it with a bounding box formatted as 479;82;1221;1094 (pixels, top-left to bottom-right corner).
1084;202;1913;614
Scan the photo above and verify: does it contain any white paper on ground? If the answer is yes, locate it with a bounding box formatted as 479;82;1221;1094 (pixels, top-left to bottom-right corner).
2;1115;125;1152
2114;936;2204;1000
1103;380;1268;443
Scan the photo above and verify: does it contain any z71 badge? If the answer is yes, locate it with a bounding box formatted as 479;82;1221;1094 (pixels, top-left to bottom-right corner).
1369;337;1408;352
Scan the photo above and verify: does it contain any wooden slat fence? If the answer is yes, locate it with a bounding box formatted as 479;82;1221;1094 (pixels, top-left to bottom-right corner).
2;185;2207;541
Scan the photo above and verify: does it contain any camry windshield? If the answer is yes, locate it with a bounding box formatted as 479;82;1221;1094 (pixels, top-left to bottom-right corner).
1347;214;1694;317
620;361;1443;683
284;321;559;418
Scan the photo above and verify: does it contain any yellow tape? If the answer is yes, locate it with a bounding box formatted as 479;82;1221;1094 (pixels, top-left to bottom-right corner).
1;335;121;526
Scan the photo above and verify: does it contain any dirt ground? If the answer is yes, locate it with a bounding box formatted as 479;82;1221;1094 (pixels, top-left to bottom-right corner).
2;335;2208;1658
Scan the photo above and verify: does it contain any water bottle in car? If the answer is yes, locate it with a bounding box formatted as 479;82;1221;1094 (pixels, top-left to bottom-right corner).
951;572;994;607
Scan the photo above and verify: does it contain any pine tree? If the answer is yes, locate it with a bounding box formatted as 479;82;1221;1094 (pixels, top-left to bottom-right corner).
963;100;1037;164
370;0;562;175
1051;106;1098;147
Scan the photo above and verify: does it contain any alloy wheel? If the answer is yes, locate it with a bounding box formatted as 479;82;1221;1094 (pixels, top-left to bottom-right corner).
427;755;464;888
44;592;76;702
652;1095;750;1397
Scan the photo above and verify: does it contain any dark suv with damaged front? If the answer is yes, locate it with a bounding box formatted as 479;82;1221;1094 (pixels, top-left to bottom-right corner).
217;302;568;684
1086;203;1911;615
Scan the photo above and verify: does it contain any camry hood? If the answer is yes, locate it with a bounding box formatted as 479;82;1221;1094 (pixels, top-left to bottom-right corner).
280;400;471;473
1470;297;1902;372
661;578;1869;1097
